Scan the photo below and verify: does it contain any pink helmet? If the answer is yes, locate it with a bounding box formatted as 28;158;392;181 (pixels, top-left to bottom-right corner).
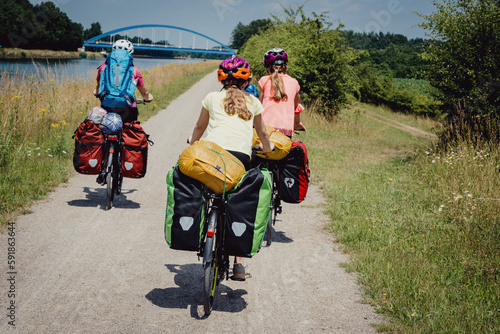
263;48;288;67
217;57;252;86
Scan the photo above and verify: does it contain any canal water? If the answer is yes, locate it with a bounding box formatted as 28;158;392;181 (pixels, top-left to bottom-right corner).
0;57;202;81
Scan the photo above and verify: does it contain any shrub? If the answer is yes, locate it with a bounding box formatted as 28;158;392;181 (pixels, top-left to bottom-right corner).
238;5;358;117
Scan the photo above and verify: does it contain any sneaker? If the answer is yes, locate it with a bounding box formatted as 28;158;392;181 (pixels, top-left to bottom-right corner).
96;173;105;185
231;263;252;281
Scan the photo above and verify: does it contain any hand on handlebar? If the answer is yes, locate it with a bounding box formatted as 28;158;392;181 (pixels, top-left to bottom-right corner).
294;122;307;132
137;93;154;104
259;142;275;153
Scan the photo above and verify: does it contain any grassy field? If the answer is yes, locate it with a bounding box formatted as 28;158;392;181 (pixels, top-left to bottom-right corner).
0;60;218;225
300;104;499;333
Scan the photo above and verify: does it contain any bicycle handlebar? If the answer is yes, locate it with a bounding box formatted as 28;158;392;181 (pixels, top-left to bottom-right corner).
136;98;152;105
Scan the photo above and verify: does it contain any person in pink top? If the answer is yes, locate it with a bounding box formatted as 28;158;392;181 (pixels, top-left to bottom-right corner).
93;40;153;123
258;48;306;137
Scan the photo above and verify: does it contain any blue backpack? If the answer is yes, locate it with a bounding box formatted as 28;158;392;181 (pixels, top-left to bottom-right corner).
98;48;136;108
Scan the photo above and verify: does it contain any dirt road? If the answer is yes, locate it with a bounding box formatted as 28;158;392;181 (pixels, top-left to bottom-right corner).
1;72;381;333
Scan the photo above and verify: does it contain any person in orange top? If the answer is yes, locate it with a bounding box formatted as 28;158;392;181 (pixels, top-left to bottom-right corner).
258;48;306;137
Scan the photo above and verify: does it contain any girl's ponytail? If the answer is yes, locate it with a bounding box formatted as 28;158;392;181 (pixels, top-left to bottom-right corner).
270;65;288;101
223;86;252;121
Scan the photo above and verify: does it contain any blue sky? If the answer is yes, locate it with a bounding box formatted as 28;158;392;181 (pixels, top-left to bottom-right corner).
29;0;437;45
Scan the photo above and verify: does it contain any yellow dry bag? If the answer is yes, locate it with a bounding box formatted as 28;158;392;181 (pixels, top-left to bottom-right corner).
253;125;292;160
178;140;246;194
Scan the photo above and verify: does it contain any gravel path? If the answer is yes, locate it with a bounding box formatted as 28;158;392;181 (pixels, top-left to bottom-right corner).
1;72;382;333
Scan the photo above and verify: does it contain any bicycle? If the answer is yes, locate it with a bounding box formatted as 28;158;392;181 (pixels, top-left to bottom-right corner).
97;99;151;210
250;128;304;246
198;188;230;316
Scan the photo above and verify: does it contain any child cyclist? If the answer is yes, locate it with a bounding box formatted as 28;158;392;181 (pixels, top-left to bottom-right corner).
189;57;273;280
259;48;306;137
93;39;154;123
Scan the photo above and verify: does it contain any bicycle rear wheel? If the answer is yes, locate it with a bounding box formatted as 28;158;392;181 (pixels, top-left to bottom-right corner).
203;211;218;315
113;151;122;195
203;260;217;315
265;216;273;246
106;172;113;210
265;171;276;246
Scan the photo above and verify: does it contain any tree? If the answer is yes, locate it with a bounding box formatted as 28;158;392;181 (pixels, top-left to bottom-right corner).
0;0;84;51
230;19;272;50
238;5;358;116
0;0;37;48
84;22;102;41
33;2;83;51
418;0;500;117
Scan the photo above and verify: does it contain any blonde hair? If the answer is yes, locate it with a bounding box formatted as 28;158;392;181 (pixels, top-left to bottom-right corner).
223;86;252;121
269;65;288;101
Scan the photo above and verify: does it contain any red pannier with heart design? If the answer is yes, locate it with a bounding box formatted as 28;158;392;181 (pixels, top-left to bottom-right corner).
121;121;151;178
73;120;105;175
278;141;310;203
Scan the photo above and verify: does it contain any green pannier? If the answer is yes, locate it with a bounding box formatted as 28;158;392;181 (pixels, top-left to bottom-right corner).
224;167;272;258
165;165;205;251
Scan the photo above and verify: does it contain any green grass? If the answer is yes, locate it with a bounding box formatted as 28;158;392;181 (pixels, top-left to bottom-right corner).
301;103;499;333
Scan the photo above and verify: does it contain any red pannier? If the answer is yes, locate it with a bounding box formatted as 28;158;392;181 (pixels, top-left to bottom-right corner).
121;121;151;178
73;120;105;175
279;141;310;203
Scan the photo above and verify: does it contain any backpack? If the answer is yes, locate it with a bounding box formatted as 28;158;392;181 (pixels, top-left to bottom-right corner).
121;121;152;178
98;48;136;108
165;165;205;251
279;141;310;203
224;167;272;257
73;120;105;175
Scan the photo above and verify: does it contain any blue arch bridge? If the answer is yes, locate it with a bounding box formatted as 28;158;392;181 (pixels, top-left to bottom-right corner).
83;24;235;57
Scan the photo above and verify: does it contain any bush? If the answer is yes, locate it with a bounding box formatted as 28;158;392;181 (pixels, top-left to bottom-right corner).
238;5;358;117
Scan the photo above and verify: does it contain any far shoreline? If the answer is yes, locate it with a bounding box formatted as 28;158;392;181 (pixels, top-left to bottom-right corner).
0;48;105;60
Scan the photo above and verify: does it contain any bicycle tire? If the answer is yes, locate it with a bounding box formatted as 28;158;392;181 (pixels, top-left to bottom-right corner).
112;168;120;195
203;260;216;315
265;218;273;246
203;210;218;315
106;172;113;209
114;151;122;195
265;171;276;246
